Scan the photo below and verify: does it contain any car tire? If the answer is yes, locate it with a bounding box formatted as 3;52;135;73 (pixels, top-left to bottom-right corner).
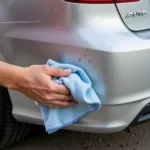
0;86;32;149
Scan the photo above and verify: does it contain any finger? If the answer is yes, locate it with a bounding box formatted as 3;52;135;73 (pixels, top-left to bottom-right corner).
37;99;60;108
52;81;70;95
49;93;73;101
46;104;59;108
44;65;72;77
47;101;78;108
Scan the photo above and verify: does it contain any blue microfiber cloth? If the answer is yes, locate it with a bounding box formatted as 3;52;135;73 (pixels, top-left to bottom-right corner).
38;59;101;134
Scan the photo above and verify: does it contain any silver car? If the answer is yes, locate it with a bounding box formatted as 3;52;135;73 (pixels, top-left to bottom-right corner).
0;0;150;148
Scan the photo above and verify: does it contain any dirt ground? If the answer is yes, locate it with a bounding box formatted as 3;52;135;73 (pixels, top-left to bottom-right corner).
5;121;150;150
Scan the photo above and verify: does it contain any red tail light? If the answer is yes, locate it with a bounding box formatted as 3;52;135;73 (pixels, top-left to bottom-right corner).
64;0;140;3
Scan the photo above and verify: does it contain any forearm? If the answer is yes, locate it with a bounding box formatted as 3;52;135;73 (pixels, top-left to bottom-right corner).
0;61;74;107
0;61;23;89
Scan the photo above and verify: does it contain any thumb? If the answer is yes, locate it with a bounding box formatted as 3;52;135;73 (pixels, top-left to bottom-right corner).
44;65;72;77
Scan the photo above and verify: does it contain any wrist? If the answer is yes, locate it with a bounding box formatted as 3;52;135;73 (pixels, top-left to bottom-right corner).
9;66;25;90
4;65;25;90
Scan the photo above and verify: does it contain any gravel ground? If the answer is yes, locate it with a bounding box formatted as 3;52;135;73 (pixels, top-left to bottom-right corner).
5;121;150;150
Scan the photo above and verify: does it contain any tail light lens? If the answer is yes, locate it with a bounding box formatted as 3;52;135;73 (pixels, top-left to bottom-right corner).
64;0;140;3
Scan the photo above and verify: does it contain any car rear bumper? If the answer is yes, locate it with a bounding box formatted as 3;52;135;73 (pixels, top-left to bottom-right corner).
9;46;150;133
8;33;150;133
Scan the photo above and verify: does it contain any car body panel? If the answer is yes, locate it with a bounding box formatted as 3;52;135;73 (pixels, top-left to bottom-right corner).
0;0;52;23
0;0;150;133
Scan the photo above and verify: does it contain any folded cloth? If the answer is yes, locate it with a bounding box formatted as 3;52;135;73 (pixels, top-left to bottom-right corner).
38;59;101;134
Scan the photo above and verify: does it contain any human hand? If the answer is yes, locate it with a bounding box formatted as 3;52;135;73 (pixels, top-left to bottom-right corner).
14;65;77;108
